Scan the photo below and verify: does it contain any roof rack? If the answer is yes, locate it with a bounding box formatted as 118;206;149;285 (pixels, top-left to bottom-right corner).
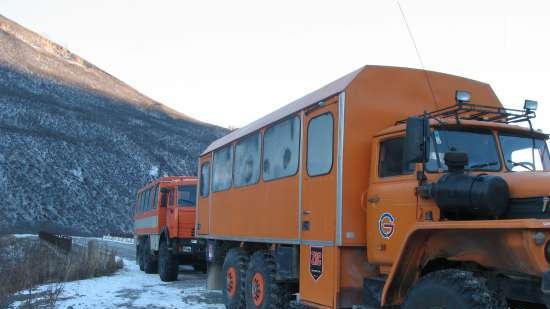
396;103;536;128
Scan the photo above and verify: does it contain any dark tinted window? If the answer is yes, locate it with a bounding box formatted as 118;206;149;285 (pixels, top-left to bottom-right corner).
213;145;233;192
178;185;197;207
263;116;300;181
307;113;333;176
379;137;414;177
200;162;210;197
234;133;261;187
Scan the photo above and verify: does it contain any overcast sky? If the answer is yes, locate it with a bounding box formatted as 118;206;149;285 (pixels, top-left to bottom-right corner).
2;0;550;131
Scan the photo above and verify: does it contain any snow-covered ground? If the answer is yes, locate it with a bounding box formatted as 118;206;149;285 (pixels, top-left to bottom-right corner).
27;260;224;309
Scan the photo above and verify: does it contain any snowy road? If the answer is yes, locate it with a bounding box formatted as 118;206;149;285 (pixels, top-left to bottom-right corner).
50;238;225;308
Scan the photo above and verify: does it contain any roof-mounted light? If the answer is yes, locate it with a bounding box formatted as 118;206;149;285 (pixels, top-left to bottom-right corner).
455;90;471;105
524;99;538;111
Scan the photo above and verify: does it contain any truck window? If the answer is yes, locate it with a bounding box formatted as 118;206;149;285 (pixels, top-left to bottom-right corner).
263;116;300;181
499;133;550;172
151;185;158;209
379;137;414;177
307;113;333;176
200;162;210;197
142;189;149;211
427;129;501;172
234;133;261;187
168;189;175;205
137;192;143;213
178;185;197;207
213;144;233;192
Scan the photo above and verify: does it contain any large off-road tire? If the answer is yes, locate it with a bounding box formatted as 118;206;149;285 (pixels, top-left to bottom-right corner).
403;269;507;309
245;251;292;309
158;239;178;282
222;248;249;309
143;239;158;274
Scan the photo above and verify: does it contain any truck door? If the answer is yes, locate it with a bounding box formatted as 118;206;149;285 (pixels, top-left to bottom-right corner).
166;187;178;238
366;136;419;267
197;160;211;235
299;101;338;307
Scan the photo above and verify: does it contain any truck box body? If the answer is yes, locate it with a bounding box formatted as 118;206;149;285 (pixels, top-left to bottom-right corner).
197;66;502;245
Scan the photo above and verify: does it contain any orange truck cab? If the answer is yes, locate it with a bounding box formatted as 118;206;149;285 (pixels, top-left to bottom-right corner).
133;176;206;282
197;66;550;309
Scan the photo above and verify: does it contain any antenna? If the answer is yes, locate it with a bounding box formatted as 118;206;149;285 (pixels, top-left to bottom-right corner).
396;1;438;106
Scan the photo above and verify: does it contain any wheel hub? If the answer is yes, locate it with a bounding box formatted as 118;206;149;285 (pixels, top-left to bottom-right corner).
252;272;265;306
226;267;237;297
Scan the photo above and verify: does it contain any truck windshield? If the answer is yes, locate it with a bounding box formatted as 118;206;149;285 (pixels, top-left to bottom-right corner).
427;129;501;172
499;133;550;172
178;185;197;207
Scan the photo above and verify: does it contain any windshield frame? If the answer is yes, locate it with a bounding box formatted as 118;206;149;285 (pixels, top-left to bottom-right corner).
426;126;503;173
498;130;550;172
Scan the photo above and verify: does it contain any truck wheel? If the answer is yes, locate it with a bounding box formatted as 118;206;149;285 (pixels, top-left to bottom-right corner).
222;248;249;309
245;251;291;309
158;239;178;282
137;245;145;271
143;239;158;274
403;269;507;309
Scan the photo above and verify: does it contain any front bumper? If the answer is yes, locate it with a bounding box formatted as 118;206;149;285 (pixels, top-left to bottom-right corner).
173;238;206;261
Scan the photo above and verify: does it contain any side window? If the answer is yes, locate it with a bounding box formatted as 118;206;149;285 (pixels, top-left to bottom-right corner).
137;192;143;212
200;162;210;197
263;116;300;181
143;189;149;211
379;137;414;177
151;186;159;209
234;133;261;187
307;113;334;176
168;189;175;205
213;145;234;192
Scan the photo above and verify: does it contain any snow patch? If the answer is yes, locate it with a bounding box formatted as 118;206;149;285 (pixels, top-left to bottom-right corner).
31;259;224;309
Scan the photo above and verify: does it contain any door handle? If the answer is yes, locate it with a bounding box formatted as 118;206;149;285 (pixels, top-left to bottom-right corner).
367;196;380;204
303;210;312;215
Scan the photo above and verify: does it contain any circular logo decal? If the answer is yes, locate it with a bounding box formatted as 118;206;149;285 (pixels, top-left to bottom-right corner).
378;212;395;239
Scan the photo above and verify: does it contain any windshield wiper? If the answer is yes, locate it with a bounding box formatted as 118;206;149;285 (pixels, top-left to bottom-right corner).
507;159;535;171
468;161;499;169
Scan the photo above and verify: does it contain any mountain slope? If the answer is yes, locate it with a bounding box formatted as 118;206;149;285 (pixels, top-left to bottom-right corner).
0;15;228;235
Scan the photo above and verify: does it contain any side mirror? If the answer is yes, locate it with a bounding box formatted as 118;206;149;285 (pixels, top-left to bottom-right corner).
403;116;430;164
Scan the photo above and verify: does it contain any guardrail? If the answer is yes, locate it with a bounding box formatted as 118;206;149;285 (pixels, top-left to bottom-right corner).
102;235;135;245
38;231;72;252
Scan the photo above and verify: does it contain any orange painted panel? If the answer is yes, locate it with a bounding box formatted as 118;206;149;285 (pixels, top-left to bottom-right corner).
301;101;338;243
210;173;299;240
299;245;338;308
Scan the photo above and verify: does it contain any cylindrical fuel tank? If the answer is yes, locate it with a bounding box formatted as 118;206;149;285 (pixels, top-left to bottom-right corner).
430;173;510;219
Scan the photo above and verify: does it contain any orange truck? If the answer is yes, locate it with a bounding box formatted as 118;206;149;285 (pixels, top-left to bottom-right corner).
134;176;206;282
196;66;550;309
